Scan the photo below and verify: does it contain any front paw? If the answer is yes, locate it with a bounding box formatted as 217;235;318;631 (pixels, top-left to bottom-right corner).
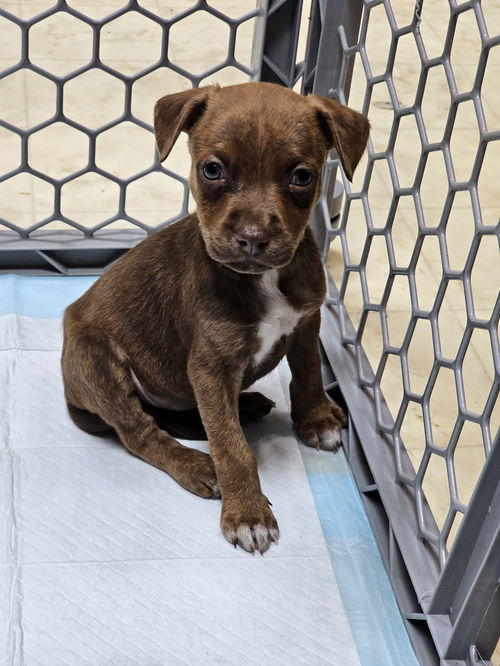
295;402;347;452
221;494;279;554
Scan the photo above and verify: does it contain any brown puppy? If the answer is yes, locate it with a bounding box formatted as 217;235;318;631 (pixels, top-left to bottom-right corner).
61;82;369;554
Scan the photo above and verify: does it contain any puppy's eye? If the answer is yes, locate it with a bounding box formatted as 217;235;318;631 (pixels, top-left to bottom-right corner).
202;162;223;181
290;168;313;187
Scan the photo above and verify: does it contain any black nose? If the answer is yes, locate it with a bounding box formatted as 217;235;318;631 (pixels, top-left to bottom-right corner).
235;226;270;257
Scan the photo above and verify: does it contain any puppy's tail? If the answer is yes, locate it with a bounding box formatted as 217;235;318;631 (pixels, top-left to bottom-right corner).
66;403;113;435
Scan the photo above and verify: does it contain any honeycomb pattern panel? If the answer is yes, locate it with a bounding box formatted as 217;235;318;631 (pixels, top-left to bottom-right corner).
322;0;500;564
0;2;263;239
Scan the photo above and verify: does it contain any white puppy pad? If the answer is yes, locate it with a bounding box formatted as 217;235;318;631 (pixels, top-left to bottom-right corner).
1;315;360;665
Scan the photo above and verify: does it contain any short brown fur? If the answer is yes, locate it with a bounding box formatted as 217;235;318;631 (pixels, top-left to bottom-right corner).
62;82;369;554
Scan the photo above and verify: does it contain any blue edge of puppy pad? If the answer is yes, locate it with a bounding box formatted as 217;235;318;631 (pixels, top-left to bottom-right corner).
0;273;418;666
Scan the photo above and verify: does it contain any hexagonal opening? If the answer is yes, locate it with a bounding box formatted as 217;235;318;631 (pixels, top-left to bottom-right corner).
444;191;475;271
428;367;458;448
343;199;367;267
132;69;190;125
419;150;449;227
367;159;393;224
446;510;463;553
67;1;126;20
489;394;499;445
0;127;21;174
450;101;480;183
477;138;500;227
0;15;21;66
201;66;249;87
235;17;256;67
145;2;256;19
29;123;89;180
470;233;499;318
418;5;448;60
340;271;364;328
364;3;392;77
64;70;125;130
481;44;500;132
400;400;426;468
28;220;86;239
367;82;393;153
0;173;54;227
390;2;415;29
453;420;486;505
360;310;384;373
29;12;92;76
327;234;345;288
392;33;421;110
390;205;418;269
93;221;148;238
385;275;412;349
169;11;230;76
0;70;56;130
480;1;500;39
462;328;495;415
364;235;390;304
17;2;58;19
379;353;404;419
421;452;449;532
393;113;421;188
414;235;442;312
61;173;120;225
126;172;186;226
100;12;162;76
450;10;482;92
96;122;155;179
348;53;367;116
421;65;450;144
407;317;434;395
438;281;467;361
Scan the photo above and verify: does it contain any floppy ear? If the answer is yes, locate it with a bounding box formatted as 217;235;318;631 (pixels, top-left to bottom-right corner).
308;95;370;181
154;87;211;162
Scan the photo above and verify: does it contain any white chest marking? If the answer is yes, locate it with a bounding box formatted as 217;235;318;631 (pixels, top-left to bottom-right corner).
253;269;302;366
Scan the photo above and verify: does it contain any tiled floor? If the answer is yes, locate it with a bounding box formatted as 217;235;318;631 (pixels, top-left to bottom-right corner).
0;1;499;662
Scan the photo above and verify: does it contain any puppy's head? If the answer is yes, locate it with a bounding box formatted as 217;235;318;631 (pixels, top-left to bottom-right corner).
154;82;369;274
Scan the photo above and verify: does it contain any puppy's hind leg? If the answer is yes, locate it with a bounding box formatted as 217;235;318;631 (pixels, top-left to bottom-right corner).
66;403;113;435
146;391;276;440
62;325;220;499
238;392;275;424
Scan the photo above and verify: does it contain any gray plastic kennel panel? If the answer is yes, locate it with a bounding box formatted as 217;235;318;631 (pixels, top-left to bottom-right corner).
303;1;499;665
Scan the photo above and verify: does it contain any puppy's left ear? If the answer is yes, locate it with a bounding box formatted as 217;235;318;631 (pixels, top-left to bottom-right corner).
154;87;211;162
308;95;370;181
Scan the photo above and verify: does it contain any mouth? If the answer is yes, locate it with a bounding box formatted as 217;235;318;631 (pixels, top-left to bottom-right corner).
222;258;274;274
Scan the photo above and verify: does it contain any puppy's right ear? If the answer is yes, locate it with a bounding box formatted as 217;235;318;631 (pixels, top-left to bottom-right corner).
154;87;210;163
